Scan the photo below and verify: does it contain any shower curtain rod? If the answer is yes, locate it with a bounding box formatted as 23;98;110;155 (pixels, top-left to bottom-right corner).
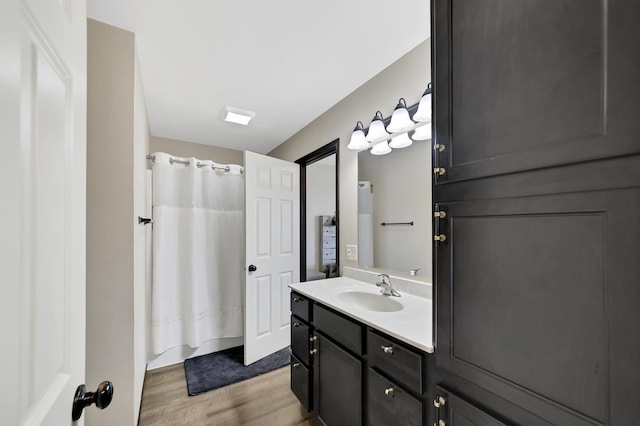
146;154;243;173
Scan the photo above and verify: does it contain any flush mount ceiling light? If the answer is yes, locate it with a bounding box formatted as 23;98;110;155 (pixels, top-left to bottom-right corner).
365;111;390;143
347;121;369;150
370;140;392;155
222;106;255;125
386;98;415;133
412;83;432;123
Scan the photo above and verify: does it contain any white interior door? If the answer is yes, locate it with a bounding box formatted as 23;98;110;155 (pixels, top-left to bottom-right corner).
0;0;87;424
244;151;300;365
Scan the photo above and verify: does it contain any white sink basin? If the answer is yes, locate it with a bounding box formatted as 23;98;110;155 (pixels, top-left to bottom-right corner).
336;290;403;312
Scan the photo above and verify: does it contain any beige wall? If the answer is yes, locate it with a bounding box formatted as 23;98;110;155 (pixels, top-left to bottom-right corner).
87;19;148;425
269;40;431;274
150;136;243;164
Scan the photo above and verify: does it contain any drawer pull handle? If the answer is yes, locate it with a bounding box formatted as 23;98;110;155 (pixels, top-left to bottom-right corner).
310;348;318;355
309;335;318;342
381;345;394;354
434;395;446;408
384;387;395;398
292;363;300;368
293;322;301;327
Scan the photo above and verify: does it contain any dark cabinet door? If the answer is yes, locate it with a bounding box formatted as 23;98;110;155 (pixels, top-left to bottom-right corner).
434;386;508;426
314;333;362;426
433;0;640;183
291;316;310;366
433;0;640;424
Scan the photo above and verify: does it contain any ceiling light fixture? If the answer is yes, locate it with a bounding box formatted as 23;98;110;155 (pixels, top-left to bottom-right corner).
411;124;432;141
389;132;413;149
370;140;392;155
365;111;390;143
386;98;415;133
412;83;432;123
222;106;255;125
347;121;369;150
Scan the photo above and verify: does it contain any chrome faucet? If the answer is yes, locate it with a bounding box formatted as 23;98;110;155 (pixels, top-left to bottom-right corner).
376;274;401;297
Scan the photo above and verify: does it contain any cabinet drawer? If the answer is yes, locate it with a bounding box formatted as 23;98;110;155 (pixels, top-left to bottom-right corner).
314;304;363;355
367;329;423;393
322;226;336;236
322;248;336;259
291;354;312;412
290;292;311;323
368;368;422;426
291;316;311;366
322;238;336;249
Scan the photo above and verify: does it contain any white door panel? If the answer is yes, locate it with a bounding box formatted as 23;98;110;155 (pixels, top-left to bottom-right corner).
244;151;299;365
0;0;87;423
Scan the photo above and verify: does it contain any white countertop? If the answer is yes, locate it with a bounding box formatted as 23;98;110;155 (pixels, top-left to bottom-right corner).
289;276;434;353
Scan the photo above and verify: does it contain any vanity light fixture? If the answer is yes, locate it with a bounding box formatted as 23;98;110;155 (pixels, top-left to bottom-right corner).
365;111;390;143
348;82;431;154
222;106;255;125
386;98;415;133
412;83;432;123
389;132;413;149
347;121;369;150
411;123;432;141
370;140;392;155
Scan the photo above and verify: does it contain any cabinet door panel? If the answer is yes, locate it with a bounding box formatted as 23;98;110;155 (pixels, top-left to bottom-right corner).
291;316;310;366
436;186;640;425
291;354;312;412
315;334;362;426
368;369;422;426
434;0;640;182
435;386;508;426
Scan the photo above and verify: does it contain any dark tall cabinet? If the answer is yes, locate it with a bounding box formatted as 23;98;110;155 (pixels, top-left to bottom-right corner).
432;1;640;425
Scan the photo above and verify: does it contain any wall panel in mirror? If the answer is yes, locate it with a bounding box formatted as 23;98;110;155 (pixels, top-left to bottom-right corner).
357;141;432;278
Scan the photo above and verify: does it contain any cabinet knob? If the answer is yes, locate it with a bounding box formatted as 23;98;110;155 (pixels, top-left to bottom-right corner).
310;348;318;355
433;167;446;176
384;387;395;398
293;297;302;303
434;234;447;242
309;335;317;342
434;395;447;408
292;363;300;368
381;345;394;355
293;322;301;327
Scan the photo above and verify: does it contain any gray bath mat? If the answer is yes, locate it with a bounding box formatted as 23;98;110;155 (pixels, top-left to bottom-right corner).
184;345;290;396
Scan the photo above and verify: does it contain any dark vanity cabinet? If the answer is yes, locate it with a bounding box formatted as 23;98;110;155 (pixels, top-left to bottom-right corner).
290;291;432;426
432;0;640;424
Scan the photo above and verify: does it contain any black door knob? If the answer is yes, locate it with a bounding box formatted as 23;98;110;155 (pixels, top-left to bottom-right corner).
248;264;257;272
72;380;114;421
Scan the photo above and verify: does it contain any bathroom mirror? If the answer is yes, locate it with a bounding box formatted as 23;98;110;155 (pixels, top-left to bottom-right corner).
357;140;432;279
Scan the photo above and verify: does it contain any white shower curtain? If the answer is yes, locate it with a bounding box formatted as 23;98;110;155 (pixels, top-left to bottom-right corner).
151;152;244;354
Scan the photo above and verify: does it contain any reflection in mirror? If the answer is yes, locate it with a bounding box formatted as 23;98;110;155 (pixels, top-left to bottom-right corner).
305;154;337;280
358;141;432;279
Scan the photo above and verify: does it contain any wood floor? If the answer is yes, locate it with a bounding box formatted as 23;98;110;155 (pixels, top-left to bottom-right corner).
138;363;312;426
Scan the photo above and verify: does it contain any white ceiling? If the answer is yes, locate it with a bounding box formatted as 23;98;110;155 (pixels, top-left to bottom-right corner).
87;0;430;154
